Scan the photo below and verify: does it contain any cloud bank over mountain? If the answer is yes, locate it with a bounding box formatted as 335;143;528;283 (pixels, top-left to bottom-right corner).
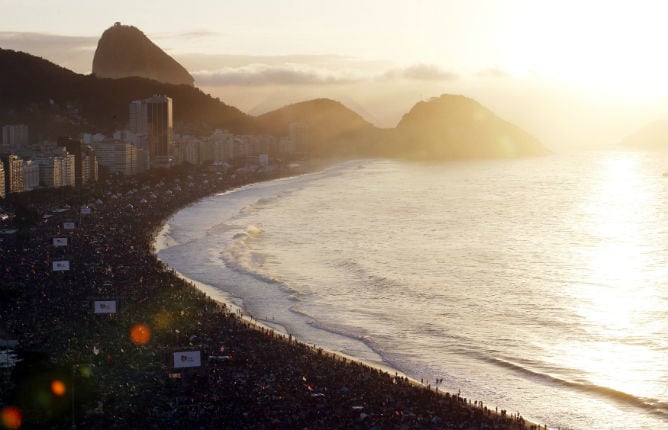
192;61;459;87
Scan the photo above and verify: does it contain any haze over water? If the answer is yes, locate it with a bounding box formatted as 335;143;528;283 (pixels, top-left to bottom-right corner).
157;149;668;429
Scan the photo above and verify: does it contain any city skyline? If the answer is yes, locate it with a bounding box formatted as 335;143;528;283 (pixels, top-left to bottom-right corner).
2;0;668;150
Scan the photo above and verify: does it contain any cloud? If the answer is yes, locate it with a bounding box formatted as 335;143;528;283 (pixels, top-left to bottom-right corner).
476;67;511;78
0;32;97;73
193;60;460;87
383;63;458;81
401;64;458;81
172;30;222;39
193;63;364;86
0;32;97;53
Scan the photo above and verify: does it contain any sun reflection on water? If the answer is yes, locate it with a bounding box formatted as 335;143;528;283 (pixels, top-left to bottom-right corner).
562;152;666;401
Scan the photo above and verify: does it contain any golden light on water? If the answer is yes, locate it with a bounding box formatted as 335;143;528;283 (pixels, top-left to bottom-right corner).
563;152;662;398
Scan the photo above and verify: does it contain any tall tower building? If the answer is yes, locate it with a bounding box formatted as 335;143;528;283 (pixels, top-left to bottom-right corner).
128;100;148;135
129;95;173;168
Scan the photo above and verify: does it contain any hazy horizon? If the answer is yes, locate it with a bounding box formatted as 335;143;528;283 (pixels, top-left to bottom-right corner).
2;0;668;151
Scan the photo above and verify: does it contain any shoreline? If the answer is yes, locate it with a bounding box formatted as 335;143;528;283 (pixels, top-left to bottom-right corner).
150;161;545;427
154;222;410;381
1;159;542;429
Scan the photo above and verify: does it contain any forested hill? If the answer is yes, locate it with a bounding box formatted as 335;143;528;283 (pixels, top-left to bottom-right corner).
0;48;255;140
257;98;384;157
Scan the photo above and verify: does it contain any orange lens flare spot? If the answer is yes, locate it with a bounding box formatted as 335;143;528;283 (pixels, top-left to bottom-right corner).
51;379;67;396
1;406;22;430
130;323;152;345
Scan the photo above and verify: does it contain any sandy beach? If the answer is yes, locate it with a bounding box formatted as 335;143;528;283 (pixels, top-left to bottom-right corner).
0;162;541;429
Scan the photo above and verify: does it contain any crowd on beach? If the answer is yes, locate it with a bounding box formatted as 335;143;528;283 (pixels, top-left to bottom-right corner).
0;162;544;429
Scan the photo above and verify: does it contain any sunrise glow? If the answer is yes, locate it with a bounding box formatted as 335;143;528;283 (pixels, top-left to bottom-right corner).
2;2;668;429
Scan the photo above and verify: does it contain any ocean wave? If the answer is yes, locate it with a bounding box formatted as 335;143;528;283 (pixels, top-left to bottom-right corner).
232;190;297;220
219;225;310;308
290;309;391;362
474;352;668;418
221;225;280;285
158;153;668;429
334;258;405;291
207;221;235;235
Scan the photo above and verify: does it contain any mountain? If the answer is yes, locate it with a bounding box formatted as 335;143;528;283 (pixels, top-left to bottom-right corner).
391;94;547;159
1;46;545;162
257;99;383;157
92;23;194;86
619;119;668;149
0;48;255;140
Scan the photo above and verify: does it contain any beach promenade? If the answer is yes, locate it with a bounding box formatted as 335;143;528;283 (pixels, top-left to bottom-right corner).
0;163;541;429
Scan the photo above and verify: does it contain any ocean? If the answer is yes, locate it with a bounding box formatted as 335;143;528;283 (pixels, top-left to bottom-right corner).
155;149;668;430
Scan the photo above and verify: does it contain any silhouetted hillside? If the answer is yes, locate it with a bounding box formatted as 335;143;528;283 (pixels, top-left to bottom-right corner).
1;48;545;161
93;23;194;86
619;119;668;149
0;48;255;140
392;94;547;159
257;99;383;157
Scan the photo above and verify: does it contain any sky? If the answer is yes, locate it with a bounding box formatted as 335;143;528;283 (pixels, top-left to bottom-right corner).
2;0;668;150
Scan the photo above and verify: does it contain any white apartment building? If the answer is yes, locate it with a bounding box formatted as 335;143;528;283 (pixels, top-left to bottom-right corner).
3;154;24;194
37;154;75;188
91;140;139;176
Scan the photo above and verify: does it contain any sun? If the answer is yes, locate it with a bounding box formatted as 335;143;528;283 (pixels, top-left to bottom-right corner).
501;2;668;96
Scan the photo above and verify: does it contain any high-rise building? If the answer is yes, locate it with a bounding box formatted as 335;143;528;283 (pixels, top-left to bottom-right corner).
0;160;5;199
38;157;62;188
91;139;138;176
37;154;75;188
1;154;24;195
128;100;148;135
129;95;173;168
82;145;99;183
57;137;98;186
2;124;29;147
23;160;40;191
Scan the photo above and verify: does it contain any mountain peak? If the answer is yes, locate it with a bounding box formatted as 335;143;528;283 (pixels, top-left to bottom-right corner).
92;23;194;86
394;93;547;159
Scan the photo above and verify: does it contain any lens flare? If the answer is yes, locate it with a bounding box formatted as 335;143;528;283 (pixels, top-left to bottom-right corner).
51;379;66;396
130;323;152;345
153;309;173;330
1;406;22;430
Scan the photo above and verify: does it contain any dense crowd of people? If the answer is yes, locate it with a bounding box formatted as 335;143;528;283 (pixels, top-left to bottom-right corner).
0;162;544;429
